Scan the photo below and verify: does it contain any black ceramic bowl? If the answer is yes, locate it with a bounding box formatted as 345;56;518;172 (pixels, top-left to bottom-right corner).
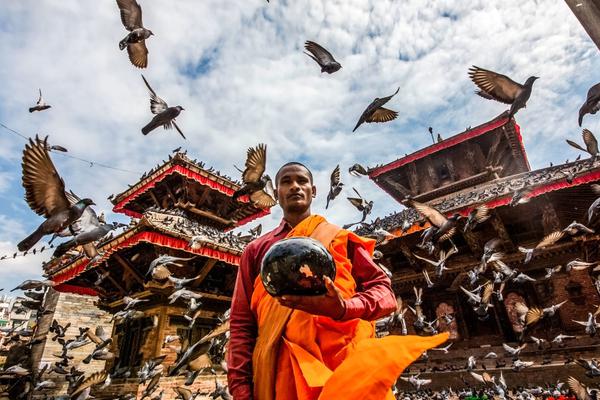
260;236;336;296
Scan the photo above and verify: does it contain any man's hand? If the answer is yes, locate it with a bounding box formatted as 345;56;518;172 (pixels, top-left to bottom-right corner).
276;276;346;320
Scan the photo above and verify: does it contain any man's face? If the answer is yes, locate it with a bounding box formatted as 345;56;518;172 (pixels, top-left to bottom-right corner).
275;165;316;214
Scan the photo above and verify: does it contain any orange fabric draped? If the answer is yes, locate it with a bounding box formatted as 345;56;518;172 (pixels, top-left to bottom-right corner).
251;214;449;400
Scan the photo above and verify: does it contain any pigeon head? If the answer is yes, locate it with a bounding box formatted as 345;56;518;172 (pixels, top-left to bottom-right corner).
176;106;185;111
149;30;155;36
78;198;96;207
525;76;539;86
450;213;462;221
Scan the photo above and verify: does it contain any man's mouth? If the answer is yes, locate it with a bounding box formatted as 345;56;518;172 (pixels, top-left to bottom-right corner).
288;194;303;200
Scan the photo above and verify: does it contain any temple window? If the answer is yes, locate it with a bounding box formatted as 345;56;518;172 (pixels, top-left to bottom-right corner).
435;302;459;339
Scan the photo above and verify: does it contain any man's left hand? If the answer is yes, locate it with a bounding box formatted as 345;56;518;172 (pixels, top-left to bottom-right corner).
276;276;346;320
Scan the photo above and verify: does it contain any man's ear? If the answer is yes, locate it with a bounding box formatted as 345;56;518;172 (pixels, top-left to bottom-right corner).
273;187;278;201
312;184;317;198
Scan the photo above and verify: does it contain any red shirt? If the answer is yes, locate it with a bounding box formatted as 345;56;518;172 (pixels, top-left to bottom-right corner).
227;219;397;399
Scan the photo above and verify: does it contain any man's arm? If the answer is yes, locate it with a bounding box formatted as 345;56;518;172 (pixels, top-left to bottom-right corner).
227;246;258;399
341;241;397;321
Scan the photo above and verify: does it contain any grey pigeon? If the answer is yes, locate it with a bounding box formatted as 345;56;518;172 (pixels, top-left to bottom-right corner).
29;89;51;113
468;66;538;119
343;187;373;228
325;165;343;209
18;136;95;251
304;40;341;74
353;87;400;132
117;0;153;68
579;82;600;126
141;75;185;138
348;163;368;177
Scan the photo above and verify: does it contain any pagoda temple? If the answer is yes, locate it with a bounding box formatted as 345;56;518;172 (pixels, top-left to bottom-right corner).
361;112;600;391
40;151;272;398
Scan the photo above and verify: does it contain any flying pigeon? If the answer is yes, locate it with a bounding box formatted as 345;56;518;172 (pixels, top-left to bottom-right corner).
518;230;564;264
116;0;153;68
18;136;95;251
468;66;538;119
579;82;600;126
348;163;368;177
232;143;276;208
303;41;342;74
353;87;400;132
566;129;599;158
343;187;373;228
141;75;185;138
463;205;490;232
325;165;343;209
29;89;51;113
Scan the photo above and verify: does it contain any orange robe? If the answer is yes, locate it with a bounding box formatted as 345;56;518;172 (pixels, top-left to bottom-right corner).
251;215;449;400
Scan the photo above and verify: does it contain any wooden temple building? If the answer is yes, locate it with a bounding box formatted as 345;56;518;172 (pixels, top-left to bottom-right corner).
39;151;272;399
360;112;600;391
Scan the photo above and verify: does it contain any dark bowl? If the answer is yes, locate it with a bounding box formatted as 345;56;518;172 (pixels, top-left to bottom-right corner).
260;236;336;296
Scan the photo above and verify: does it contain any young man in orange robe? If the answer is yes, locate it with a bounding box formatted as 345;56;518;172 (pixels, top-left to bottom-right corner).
227;162;449;400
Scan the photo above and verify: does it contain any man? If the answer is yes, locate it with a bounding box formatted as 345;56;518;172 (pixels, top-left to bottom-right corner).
228;162;448;400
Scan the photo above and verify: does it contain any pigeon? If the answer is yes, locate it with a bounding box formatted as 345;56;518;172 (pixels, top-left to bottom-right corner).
566;259;598;272
353;87;400;132
502;342;527;357
141;75;185;138
572;313;600;337
146;254;195;278
232;144;276;208
587;184;600;225
468;66;538;119
18;136;95;251
467;355;477;370
552;333;576;344
173;386;201;400
122;296;149;310
69;371;107;399
400;374;431;390
577;358;600;377
325;165;343;209
348;163;368;177
463;205;490;232
530;336;547;350
544;264;563;279
512;359;534;371
566;129;599;158
208;379;232;400
469;371;494;385
29;89;51;113
430;343;453;354
563;220;595;236
579;82;600;126
406;199;461;245
509;184;532;206
518;230;564;264
11;279;53;292
343;188;373;228
568;375;598;400
303;41;341;74
413;246;457;278
116;0;153;68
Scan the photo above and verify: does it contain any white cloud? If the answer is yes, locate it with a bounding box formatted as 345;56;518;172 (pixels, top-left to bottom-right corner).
0;0;598;287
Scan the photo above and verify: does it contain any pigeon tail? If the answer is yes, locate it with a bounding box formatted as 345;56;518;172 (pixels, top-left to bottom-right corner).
28;107;36;113
17;226;45;252
141;122;155;135
53;239;76;258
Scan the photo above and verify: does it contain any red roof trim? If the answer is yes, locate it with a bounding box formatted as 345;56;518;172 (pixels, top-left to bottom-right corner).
394;168;600;235
512;122;530;170
369;117;513;178
50;231;242;285
54;283;99;297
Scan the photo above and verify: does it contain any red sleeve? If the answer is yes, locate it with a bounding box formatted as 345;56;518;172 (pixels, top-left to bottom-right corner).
340;241;397;321
227;244;257;400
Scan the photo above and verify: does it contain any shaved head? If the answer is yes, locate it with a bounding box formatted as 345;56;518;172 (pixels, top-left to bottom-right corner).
275;162;313;186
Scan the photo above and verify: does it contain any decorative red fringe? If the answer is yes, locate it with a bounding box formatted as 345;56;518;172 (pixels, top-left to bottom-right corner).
51;230;241;285
53;283;99;297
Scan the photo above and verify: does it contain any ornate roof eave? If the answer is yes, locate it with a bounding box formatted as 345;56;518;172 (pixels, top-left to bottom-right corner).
368;112;529;179
45;211;249;287
362;158;600;237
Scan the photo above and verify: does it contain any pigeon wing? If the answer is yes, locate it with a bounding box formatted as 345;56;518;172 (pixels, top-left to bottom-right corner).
347;197;364;211
174;386;193;400
198;320;230;344
536;231;564;249
330;165;341;187
409;201;447;228
22;136;70;218
567;376;588;400
249;189;277;208
142;75;167;114
304;41;337;65
242;144;266;184
474;205;490;223
468;66;522;104
566;139;587;153
116;0;144;30
128;41;148;69
525;307;543;326
70;371;107;397
37;89;43;104
367;107;398;123
583;128;599;155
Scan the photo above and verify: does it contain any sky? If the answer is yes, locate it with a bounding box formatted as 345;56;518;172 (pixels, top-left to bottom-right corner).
0;0;599;294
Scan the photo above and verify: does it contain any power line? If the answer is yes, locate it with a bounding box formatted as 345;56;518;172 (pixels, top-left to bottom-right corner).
0;121;141;175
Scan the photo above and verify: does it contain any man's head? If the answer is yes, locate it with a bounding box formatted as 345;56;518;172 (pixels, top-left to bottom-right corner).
274;162;316;215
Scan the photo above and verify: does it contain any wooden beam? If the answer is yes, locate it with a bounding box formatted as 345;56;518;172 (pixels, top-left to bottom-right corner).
148;189;161;208
198;292;232;302
98;265;127;296
174;199;236;226
565;0;600;53
113;253;145;286
196;186;211;206
154;307;167;357
194;259;218;286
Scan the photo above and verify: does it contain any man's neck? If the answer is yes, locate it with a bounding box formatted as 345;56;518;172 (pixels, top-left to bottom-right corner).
283;210;312;227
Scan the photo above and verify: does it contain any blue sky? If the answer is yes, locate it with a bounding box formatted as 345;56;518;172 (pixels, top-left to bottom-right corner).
0;0;599;293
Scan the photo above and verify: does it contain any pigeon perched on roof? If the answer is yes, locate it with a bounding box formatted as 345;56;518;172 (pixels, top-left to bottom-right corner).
141;75;185;138
325;165;343;209
116;0;153;68
579;82;600;126
18;136;95;251
303;41;341;74
232;143;276;208
29;89;51;113
468;66;538;119
353;87;400;132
